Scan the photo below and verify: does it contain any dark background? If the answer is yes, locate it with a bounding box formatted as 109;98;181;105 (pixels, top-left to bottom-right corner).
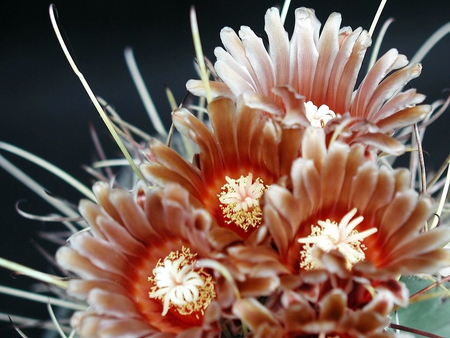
0;0;449;337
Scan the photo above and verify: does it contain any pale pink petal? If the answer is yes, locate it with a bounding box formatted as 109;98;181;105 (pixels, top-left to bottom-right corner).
239;25;275;94
88;289;142;319
351;132;406;155
265;7;290;86
365;63;423;119
352;49;405;116
215;58;256;96
241;91;284;117
70;233;129;275
289;8;320;99
376;105;431;132
319;141;350;208
67;279;130;300
335;30;371;114
220;26;257;80
311;12;341;104
186;79;233;99
56;246;128;284
326;28;366;110
301;127;327;171
73;314;159;338
349;161;378;212
369;89;426;122
232;298;279;331
96;214;147;257
109;189;157;240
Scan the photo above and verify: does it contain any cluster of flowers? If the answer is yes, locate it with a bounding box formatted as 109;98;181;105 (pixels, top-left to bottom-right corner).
27;6;450;338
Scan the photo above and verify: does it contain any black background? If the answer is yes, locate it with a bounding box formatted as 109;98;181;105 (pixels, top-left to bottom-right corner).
0;0;449;337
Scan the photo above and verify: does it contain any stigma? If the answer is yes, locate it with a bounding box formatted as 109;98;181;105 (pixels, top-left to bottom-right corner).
149;246;215;317
218;173;267;231
304;101;337;128
297;208;378;270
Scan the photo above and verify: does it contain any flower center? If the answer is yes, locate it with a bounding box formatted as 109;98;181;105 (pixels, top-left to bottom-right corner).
304;101;337;128
149;246;215;317
218;173;267;231
297;208;378;270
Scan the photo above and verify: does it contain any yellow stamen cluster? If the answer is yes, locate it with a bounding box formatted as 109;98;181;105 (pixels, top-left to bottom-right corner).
304;101;337;128
297;208;378;270
149;246;215;317
218;173;267;231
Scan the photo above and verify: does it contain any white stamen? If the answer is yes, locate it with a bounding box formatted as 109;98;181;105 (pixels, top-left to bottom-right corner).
150;256;204;316
149;247;215;317
218;174;267;230
304;101;337;128
219;174;264;211
298;208;378;269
